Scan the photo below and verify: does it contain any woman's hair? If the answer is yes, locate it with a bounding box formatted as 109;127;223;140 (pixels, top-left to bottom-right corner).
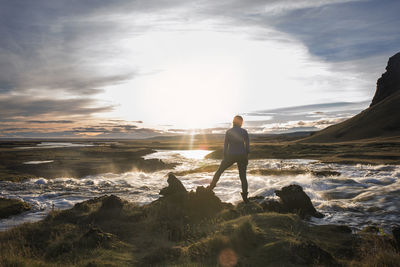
233;115;243;127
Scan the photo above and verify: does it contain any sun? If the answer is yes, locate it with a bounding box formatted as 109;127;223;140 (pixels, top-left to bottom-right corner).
141;60;242;129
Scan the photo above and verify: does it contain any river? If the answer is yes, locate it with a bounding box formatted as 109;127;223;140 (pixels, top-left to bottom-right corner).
1;150;399;231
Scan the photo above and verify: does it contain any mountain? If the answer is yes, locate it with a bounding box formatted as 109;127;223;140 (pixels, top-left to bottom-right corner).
301;52;400;143
371;52;400;106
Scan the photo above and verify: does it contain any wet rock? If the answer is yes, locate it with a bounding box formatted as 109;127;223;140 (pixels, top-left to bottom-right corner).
274;184;324;219
0;197;31;219
159;173;187;197
290;241;338;266
311;170;341;177
136;158;178;172
371;52;400;106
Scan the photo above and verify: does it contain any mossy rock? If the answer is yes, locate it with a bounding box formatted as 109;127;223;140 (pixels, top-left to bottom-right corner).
0;197;31;219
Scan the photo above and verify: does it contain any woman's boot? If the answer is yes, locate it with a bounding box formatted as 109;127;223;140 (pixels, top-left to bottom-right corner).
241;192;249;203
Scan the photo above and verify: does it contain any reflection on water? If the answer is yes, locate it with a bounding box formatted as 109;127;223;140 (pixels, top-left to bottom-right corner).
15;142;94;149
144;149;211;160
24;160;54;165
1;150;399;232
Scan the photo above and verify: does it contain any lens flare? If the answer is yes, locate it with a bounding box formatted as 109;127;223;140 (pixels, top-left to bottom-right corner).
218;248;238;267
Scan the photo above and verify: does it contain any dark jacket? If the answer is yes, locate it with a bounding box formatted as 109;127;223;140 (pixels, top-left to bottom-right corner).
223;126;250;157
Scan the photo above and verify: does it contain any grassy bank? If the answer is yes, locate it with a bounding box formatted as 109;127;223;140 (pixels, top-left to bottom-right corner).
0;141;176;182
207;136;400;165
1;193;399;267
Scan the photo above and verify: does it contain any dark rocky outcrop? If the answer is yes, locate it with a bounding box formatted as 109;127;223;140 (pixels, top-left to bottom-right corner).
275;185;324;218
98;194;124;214
161;175;323;220
262;184;324;219
157;173;225;223
0;197;31;219
371;52;400;107
159;172;187;197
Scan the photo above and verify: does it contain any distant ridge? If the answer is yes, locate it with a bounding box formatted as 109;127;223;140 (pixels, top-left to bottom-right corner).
301;52;400;143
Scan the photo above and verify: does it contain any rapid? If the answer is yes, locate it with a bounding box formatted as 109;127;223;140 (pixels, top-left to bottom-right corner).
1;150;399;231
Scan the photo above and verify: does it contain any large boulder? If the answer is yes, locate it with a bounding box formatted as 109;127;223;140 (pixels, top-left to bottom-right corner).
156;173;225;221
159;172;187;197
262;184;323;219
371;52;400;106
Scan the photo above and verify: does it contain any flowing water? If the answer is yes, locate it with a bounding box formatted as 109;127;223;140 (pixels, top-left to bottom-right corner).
1;150;399;231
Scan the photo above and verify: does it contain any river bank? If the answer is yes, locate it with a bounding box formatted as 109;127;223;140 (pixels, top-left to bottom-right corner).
1;180;399;267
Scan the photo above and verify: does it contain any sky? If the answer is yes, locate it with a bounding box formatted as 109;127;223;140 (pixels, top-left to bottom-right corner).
0;0;399;138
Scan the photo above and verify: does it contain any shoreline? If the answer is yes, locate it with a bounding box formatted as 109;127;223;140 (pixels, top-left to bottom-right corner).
1;137;399;182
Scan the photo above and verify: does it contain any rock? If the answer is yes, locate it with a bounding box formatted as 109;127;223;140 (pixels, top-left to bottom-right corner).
290;241;338;266
260;199;285;213
311;170;341;177
370;52;400;106
332;225;352;234
392;226;400;250
360;225;381;234
79;227;115;248
236;201;263;215
248;195;265;203
159;173;187;197
136;158;178;172
275;184;324;219
185;186;224;219
97;195;124;215
155;175;225;223
0;197;31;219
101;195;123;210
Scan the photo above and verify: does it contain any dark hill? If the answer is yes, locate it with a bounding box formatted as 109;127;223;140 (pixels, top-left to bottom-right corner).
371;52;400;106
302;53;400;143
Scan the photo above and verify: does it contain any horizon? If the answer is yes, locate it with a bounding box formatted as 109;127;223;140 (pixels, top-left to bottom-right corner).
1;0;399;138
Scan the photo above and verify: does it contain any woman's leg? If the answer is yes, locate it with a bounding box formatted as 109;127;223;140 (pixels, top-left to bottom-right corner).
210;157;234;189
237;156;248;194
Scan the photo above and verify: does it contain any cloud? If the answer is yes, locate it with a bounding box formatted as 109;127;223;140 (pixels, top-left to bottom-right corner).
27;120;75;124
242;101;367;133
0;0;397;138
0;95;113;118
0;120;158;139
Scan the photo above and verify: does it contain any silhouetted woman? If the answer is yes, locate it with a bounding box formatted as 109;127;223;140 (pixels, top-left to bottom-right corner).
209;115;250;203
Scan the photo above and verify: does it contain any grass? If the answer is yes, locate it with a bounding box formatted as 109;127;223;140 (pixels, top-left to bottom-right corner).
207;136;400;165
0;142;176;182
1;194;398;267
